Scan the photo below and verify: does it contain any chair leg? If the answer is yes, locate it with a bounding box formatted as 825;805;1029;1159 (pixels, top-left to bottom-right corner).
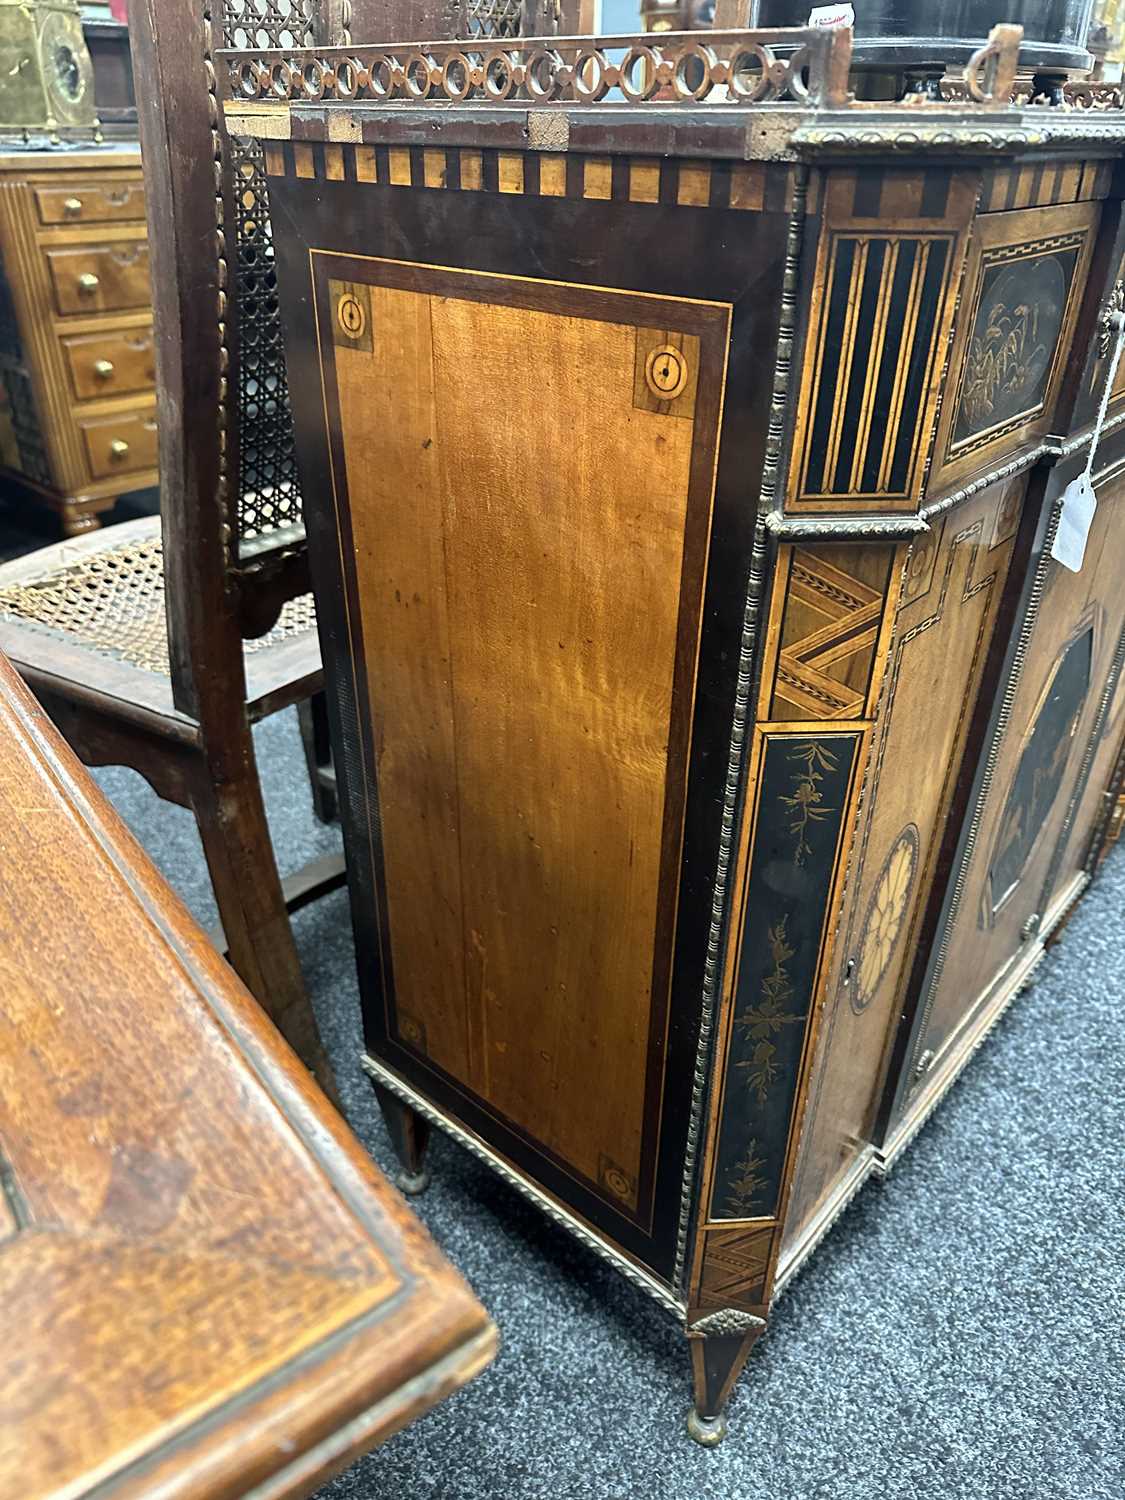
190;759;339;1107
297;693;337;824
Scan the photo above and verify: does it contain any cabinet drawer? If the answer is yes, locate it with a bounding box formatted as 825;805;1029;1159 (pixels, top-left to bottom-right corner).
62;327;155;401
34;180;145;226
46;243;150;317
79;409;158;480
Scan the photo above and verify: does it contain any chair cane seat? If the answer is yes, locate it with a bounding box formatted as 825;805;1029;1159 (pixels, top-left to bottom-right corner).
0;517;321;722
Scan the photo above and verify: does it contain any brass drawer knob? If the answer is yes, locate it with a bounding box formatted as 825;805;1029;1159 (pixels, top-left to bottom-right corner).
77;272;100;294
93;359;115;381
63;197;82;218
108;439;130;460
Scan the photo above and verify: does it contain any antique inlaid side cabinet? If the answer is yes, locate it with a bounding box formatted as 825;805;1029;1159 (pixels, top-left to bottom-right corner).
0;144;157;535
219;24;1125;1441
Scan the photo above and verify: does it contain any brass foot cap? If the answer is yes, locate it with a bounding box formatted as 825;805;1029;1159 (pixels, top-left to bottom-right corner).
397;1167;431;1197
686;1409;727;1447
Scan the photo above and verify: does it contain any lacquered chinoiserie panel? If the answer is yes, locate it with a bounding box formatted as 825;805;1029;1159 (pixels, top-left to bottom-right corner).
930;201;1099;494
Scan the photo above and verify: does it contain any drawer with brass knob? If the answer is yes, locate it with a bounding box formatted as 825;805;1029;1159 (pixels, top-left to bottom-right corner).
61;327;156;401
79;408;159;480
46;242;150;316
33;179;146;226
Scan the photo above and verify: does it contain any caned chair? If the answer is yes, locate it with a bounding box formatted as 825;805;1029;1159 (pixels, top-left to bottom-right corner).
0;0;356;1097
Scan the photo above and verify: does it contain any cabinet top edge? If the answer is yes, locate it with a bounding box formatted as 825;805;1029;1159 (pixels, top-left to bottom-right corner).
221;98;1125;163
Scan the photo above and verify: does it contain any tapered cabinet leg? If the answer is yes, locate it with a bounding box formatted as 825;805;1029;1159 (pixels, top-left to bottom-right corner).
372;1081;432;1195
297;693;337;824
191;759;339;1106
686;1317;766;1446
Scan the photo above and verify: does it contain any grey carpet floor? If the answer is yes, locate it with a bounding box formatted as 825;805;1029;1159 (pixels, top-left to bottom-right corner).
92;708;1125;1500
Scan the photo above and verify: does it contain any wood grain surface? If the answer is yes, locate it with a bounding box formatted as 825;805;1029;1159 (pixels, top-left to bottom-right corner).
0;653;494;1500
908;463;1125;1104
330;273;721;1206
780;476;1023;1264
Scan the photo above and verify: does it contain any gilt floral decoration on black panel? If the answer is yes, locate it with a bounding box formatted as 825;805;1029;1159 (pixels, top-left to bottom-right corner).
710;733;859;1221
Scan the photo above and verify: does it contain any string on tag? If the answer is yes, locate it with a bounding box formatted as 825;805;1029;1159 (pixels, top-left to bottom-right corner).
1085;308;1125;482
1051;310;1125;573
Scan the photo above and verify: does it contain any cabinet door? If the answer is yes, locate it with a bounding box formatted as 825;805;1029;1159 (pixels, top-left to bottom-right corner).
884;460;1125;1152
780;474;1024;1268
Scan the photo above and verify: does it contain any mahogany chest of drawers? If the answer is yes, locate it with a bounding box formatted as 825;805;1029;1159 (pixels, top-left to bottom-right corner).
0;144;156;535
220;24;1125;1441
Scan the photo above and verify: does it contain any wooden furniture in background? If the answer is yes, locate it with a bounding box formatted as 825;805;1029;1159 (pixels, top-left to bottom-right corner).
0;649;496;1500
0;0;352;1096
0;144;155;537
224;21;1125;1440
84;17;139;135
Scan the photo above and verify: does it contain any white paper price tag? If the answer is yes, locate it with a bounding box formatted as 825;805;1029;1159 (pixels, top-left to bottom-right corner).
1051;473;1097;573
809;3;854;26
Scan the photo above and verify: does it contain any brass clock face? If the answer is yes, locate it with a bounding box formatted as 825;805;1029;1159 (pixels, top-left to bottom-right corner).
644;343;689;401
852;824;919;1014
40;11;91;126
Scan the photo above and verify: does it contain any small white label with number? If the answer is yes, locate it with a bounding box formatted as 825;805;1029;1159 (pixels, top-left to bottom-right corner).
1051;473;1097;574
809;3;855;26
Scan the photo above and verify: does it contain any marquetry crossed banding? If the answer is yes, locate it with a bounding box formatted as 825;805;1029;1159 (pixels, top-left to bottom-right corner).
773;552;886;721
697;1224;774;1309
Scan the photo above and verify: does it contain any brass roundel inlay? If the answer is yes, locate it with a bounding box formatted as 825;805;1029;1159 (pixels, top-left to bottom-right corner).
851;824;919;1015
603;1164;632;1200
644;343;689;401
337;291;367;339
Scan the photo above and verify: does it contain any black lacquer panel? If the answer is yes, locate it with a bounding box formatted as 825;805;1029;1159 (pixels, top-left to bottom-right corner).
952;241;1082;454
986;623;1093;917
710;731;860;1221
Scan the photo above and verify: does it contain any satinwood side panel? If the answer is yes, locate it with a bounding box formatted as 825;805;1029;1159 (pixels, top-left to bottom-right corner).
330;273;724;1209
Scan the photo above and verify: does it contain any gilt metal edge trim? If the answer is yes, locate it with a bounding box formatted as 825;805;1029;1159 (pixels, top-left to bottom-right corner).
765;511;929;539
920;445;1046;520
1039;870;1091;941
793;114;1125;154
771;409;1125;539
1057;402;1125;460
359;1054;687;1320
670;165;810;1296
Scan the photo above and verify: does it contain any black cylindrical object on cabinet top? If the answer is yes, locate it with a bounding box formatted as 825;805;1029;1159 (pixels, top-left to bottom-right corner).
752;0;1095;72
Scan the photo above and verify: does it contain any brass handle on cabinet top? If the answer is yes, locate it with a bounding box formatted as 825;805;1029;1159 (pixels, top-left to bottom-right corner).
93;359;114;381
108;439;129;460
63;197;82;218
77;272;100;294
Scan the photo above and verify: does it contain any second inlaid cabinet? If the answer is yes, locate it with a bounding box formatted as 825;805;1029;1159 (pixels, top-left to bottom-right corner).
220;24;1125;1442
